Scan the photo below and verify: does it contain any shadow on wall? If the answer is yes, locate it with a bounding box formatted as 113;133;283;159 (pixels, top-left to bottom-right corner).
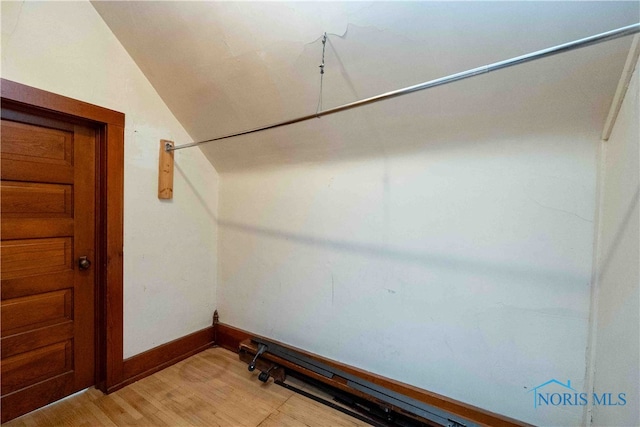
175;161;218;223
171;159;592;287
207;108;605;176
597;186;640;282
217;219;587;285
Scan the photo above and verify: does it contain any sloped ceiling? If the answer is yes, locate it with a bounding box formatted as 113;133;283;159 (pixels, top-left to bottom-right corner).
92;1;639;172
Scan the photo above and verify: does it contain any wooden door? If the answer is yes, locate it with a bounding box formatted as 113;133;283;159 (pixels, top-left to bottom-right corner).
0;109;97;422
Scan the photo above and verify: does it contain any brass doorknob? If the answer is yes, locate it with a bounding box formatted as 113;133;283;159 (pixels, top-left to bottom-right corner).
78;256;92;271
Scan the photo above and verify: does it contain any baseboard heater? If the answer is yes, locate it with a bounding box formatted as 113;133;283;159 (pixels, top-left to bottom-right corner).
240;338;478;427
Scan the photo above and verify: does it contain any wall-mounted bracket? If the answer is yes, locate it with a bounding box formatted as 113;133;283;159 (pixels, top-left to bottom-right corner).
158;139;174;199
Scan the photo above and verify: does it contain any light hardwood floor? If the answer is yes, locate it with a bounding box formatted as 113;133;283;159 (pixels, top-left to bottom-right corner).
3;347;369;427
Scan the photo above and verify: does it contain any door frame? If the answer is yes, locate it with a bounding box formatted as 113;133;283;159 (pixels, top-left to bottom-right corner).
1;79;125;393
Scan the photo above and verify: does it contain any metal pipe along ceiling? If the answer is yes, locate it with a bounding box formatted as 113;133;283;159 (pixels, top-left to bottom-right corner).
167;22;640;152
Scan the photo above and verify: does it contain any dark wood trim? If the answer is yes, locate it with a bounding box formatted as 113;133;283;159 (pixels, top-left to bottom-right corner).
1;79;125;394
1;79;124;126
214;323;250;354
215;323;529;427
104;124;125;392
111;327;214;392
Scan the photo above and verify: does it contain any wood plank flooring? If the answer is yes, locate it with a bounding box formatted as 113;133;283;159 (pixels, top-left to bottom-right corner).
3;347;369;427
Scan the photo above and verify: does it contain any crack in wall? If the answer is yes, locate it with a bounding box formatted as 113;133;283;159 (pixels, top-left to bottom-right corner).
1;0;25;58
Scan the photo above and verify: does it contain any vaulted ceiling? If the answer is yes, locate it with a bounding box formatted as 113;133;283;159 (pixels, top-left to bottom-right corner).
92;1;639;171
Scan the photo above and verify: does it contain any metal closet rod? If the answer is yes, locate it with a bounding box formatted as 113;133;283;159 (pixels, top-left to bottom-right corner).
167;22;640;152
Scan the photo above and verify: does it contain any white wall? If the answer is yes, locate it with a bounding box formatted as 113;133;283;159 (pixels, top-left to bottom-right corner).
3;2;634;425
590;56;639;427
218;114;598;424
1;1;219;358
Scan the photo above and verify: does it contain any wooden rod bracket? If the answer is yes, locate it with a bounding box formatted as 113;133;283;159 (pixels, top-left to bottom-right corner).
158;139;174;199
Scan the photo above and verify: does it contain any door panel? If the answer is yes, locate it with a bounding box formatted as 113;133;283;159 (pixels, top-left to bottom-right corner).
1;289;73;336
0;111;96;422
1;218;74;240
1;238;73;280
0;120;73;165
1;322;74;359
1;181;73;217
1;271;74;300
1;341;72;395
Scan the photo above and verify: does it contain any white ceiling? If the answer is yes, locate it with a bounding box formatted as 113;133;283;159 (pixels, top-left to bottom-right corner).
92;1;639;172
